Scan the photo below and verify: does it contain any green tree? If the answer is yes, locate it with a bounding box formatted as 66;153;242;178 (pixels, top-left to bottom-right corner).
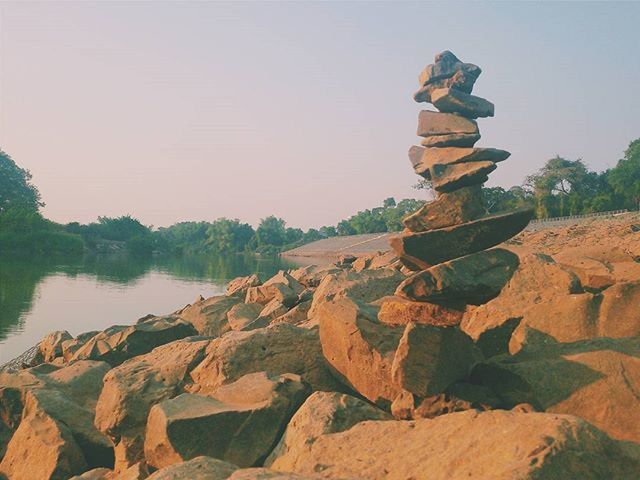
0;149;44;213
205;218;254;253
607;138;640;210
255;216;287;253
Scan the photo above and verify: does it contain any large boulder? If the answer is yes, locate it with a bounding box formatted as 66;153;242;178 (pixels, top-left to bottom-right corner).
245;284;298;309
377;295;465;327
71;316;197;365
402;185;485;232
94;337;210;471
391;322;480;397
263;271;305;295
24;388;114;469
317;297;404;407
390;209;533;271
146;456;238;480
430;87;494;118
32;330;73;365
308;268;404;319
267;410;639;479
189;323;342;394
462;254;640;354
0;405;88;480
144;373;310;469
289;265;341;289
226;302;266;331
226;274;261;298
265;391;391;470
396;249;519;305
177;296;241;337
472;336;640;444
0;360;110;457
414;51;481;103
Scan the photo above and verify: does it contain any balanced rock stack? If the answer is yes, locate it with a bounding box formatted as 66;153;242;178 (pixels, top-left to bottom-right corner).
390;51;534;308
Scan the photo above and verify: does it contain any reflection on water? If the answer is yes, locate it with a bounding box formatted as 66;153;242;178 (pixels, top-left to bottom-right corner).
0;253;301;363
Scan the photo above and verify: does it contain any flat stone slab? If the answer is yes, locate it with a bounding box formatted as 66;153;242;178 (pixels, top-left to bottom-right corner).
420;133;481;148
431;161;496;193
390;209;534;271
403;185;485;233
431;88;494;119
396;248;520;305
417;111;478;138
409;146;510;178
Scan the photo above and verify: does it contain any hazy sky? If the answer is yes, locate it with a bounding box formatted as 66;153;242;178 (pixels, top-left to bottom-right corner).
1;1;639;230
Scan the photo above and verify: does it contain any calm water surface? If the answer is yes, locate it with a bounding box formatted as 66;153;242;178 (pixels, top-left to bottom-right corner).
0;254;307;363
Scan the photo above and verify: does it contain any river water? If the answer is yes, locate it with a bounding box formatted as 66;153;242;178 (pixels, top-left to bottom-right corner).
0;253;306;364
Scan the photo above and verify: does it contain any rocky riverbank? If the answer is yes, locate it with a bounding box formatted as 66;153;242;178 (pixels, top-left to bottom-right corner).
1;218;639;479
1;51;639;479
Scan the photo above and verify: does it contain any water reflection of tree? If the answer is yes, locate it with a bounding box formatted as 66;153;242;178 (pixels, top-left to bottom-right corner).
0;252;301;344
0;257;56;342
154;253;300;283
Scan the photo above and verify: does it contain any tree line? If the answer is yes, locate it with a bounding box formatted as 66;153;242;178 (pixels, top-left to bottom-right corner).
1;138;639;256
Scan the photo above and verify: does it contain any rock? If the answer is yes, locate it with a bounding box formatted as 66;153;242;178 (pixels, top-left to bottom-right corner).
227;302;264;331
257;299;290;323
414;51;481;103
472;337;640;443
245;284;298;308
390;209;534;271
94;337;210;472
289;265;341;289
555;254;615;292
228;469;322;479
402;185;485;232
317;297;403;407
416;110;478;139
431;87;495;118
146;456;238;480
391;322;480;397
61;331;101;362
430;160;496;192
265;391;391;470
189;323;342;394
226;275;262;297
409;145;510;178
177;296;241;337
144;373;310;469
263;271;305;295
420;132;481;148
70;463;149;480
598;281;640;338
458;253;637;355
377;296;465;327
271;300;311;326
396;249;519;305
267;409;639;479
71;316;198;366
308;268;404;319
25;388;114;469
35;330;73;364
0;360;110;457
0;406;88;480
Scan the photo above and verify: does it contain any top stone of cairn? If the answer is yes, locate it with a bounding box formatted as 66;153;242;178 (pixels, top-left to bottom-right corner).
414;51;481;103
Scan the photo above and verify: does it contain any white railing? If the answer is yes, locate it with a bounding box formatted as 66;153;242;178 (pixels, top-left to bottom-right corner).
529;209;629;224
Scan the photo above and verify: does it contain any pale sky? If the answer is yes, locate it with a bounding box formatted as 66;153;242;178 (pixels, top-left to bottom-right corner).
1;1;638;230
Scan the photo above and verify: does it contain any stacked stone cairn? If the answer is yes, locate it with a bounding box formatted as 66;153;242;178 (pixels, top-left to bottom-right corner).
391;51;534;307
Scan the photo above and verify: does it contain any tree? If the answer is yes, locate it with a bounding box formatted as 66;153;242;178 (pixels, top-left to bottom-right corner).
607;138;640;210
383;197;396;208
205;218;254;253
0;150;44;213
255;216;287;251
525;156;597;218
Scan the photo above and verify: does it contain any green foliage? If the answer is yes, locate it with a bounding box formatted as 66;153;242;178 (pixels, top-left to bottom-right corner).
332;198;426;235
483;186;535;214
607;139;640;209
0;150;44;213
0;208;84;255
